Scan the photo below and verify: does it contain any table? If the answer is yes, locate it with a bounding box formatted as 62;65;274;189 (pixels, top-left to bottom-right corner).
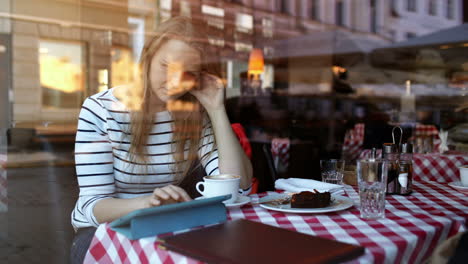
359;150;468;183
342;123;441;162
84;181;467;264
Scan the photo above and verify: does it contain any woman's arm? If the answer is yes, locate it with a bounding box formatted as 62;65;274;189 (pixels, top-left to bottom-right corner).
191;74;253;188
207;108;253;188
94;185;191;224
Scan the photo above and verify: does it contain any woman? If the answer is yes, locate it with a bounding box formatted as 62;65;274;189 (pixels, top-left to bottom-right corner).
70;17;252;262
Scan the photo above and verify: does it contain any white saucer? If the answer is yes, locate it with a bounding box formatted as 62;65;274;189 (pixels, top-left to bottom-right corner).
195;195;251;208
448;181;468;194
224;195;251;208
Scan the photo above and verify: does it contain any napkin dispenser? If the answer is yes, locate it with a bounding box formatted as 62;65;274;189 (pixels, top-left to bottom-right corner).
109;195;230;239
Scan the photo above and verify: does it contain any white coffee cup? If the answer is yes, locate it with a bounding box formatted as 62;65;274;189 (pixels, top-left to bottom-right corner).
196;174;240;204
460;166;468;187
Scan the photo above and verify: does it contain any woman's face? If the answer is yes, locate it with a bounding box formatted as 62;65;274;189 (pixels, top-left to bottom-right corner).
149;39;202;102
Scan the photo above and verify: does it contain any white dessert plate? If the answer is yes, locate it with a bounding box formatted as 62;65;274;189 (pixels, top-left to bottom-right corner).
448;181;468;194
195;195;251;208
259;194;354;214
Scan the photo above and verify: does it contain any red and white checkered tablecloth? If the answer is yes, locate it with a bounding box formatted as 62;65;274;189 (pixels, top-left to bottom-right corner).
84;181;467;264
413;125;439;137
342;124;365;161
0;154;7;212
360;150;468;183
412;154;468;183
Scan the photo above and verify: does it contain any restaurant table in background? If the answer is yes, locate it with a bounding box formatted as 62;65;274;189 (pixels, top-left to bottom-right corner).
342;123;441;162
359;150;468;183
84;181;467;264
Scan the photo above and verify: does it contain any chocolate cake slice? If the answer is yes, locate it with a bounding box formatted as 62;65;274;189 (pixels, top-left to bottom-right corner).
291;191;331;208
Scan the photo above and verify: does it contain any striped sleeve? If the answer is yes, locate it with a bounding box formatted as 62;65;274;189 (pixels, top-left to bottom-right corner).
198;118;219;176
72;97;115;229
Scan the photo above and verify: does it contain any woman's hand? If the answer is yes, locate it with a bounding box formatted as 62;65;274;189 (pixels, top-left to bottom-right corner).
190;73;225;113
144;185;192;208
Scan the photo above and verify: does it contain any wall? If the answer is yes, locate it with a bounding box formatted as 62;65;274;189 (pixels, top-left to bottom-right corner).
386;0;463;42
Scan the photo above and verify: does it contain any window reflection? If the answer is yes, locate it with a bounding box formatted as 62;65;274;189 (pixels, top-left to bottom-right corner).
335;0;345;27
428;0;437;16
407;0;417;12
447;0;455;19
310;0;320;21
4;2;468;261
111;46;136;87
39;40;86;109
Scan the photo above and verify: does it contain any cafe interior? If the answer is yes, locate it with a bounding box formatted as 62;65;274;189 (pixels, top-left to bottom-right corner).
1;0;468;263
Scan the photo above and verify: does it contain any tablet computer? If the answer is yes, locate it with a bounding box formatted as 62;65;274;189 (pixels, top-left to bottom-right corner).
109;194;231;239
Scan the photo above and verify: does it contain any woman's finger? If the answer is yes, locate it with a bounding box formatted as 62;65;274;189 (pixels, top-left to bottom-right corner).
153;188;170;200
168;185;192;201
149;197;161;207
162;185;181;201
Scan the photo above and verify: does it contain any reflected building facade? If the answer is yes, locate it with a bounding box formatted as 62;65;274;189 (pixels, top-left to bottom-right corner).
0;0;464;128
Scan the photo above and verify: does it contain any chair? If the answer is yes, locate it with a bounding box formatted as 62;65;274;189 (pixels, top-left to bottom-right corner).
262;144;278;185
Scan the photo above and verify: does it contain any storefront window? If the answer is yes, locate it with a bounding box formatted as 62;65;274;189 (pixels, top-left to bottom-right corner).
4;2;468;262
111;46;136;87
39;40;86;109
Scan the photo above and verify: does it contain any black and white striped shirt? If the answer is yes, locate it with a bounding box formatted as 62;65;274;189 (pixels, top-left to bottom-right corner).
71;88;219;229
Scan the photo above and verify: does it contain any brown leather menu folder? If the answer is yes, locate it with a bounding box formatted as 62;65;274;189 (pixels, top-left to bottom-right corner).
159;219;365;264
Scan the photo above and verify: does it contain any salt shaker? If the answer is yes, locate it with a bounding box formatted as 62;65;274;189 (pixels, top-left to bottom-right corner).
397;143;413;195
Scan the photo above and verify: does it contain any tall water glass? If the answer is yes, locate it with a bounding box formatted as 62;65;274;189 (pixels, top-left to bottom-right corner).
320;159;345;185
357;159;388;219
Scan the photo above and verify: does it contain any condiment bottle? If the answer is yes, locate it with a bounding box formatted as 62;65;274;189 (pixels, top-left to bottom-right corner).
397;143;413;195
382;143;399;194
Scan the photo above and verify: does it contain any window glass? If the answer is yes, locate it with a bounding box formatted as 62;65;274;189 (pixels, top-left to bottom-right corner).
236;13;253;33
428;0;437;15
310;0;320;20
39;40;86;109
446;0;455;19
111;46;136;88
370;0;378;33
407;0;417;11
336;0;345;26
5;2;468;259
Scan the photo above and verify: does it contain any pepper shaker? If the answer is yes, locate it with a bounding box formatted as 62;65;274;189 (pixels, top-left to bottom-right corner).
397;143;413;195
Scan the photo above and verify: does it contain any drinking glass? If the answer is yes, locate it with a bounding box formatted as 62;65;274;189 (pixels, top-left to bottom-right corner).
320;159;345;185
357;159;388;219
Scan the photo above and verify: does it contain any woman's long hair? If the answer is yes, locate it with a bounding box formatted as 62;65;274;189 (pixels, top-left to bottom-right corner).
128;17;220;183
